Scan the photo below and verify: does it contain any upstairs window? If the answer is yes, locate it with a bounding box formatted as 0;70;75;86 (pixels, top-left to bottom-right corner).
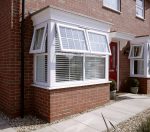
30;23;47;53
103;0;120;11
136;0;144;18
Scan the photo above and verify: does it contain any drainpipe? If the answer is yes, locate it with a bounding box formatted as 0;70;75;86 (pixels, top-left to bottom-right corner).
20;0;25;118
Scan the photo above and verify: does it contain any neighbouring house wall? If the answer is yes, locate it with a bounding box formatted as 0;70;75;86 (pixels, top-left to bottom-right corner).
0;0;21;117
33;84;110;122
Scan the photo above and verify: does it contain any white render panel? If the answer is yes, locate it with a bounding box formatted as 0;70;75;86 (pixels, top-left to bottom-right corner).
31;6;112;32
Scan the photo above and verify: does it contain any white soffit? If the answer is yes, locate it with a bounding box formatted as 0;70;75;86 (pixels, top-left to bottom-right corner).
31;6;113;32
131;36;150;44
110;32;135;41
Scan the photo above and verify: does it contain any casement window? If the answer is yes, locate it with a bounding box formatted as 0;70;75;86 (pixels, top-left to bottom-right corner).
103;0;121;11
129;45;144;76
87;31;110;55
136;0;144;18
129;45;144;59
57;24;88;53
30;22;110;88
30;23;47;53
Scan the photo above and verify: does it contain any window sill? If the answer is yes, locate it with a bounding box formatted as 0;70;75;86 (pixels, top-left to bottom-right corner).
130;75;149;78
102;5;121;14
32;80;111;90
136;15;145;21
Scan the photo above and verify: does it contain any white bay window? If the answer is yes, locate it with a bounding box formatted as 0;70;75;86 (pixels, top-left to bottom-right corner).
30;22;110;88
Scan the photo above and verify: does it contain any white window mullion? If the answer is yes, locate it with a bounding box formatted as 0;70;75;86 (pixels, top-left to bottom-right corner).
83;54;85;81
50;21;56;87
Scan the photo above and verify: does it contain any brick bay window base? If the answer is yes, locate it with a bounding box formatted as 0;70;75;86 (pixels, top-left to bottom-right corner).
33;83;110;122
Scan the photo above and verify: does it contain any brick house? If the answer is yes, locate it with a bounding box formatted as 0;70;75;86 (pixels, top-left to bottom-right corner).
0;0;150;122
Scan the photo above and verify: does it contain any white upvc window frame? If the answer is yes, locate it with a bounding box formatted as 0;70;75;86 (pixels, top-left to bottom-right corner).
129;44;144;59
103;0;121;12
136;0;144;19
56;23;90;54
30;23;47;54
87;30;111;55
129;43;149;78
31;21;110;89
33;53;49;87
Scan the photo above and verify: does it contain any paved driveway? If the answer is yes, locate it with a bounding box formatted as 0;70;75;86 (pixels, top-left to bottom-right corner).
33;94;150;132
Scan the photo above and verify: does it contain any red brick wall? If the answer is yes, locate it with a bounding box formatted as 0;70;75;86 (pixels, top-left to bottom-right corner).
25;0;150;35
0;0;21;117
33;84;110;122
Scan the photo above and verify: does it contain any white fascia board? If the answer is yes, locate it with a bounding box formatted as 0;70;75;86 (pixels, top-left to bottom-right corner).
131;36;150;44
31;6;112;32
110;32;135;41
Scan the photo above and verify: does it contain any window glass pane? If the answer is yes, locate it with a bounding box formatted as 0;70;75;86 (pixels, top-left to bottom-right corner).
85;57;105;79
136;6;144;17
33;27;45;50
136;0;143;7
56;55;83;82
88;32;109;53
59;26;87;51
36;55;47;83
103;0;120;10
130;45;143;58
136;0;144;17
132;46;141;57
134;60;144;75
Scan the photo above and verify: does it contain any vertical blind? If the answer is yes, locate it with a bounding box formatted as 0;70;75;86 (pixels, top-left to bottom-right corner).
36;55;48;83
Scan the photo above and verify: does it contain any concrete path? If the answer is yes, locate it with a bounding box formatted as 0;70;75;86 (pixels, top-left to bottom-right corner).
0;118;16;132
33;94;150;132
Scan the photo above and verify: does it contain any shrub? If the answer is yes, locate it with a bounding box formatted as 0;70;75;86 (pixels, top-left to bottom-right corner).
128;78;139;87
110;80;117;91
137;117;150;132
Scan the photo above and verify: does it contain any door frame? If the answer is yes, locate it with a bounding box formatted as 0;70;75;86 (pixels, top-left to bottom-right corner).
110;41;120;91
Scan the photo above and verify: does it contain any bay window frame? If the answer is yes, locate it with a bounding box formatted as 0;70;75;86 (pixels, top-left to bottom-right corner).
30;22;47;54
87;30;111;55
56;23;90;53
32;21;110;89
